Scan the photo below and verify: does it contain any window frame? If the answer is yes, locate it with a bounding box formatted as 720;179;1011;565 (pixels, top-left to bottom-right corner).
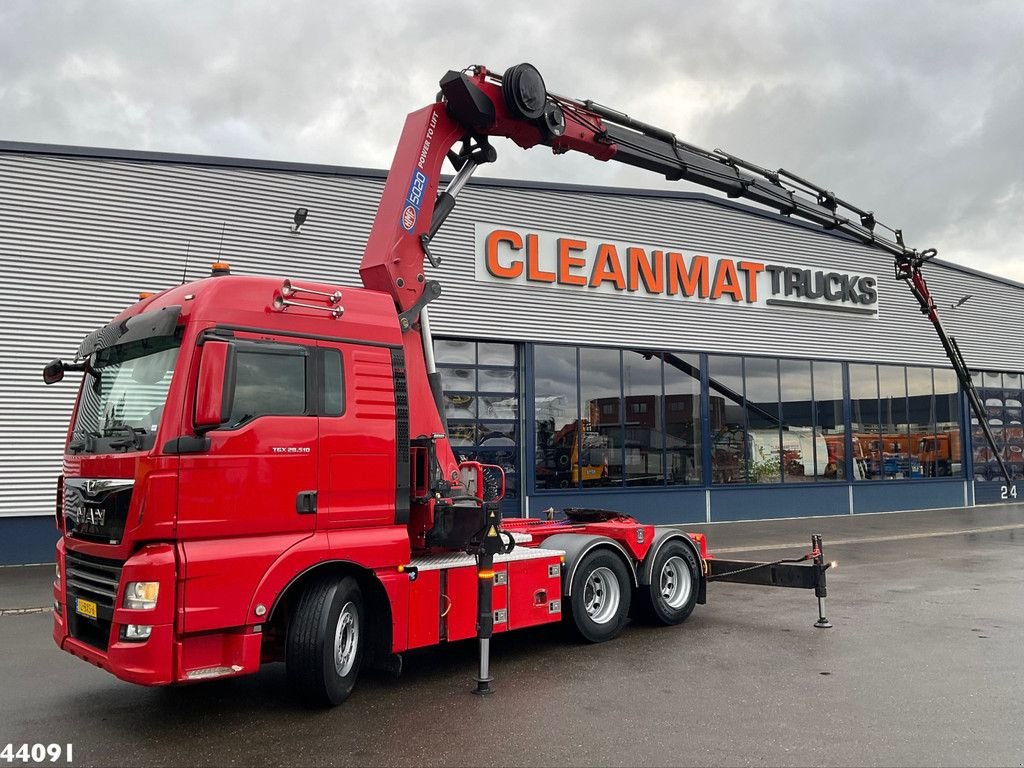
317;346;346;418
217;339;313;431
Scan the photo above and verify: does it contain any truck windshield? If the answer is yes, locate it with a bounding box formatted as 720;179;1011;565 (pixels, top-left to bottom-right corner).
70;335;181;454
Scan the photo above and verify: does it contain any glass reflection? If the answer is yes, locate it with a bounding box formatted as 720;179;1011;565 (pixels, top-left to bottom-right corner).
813;362;845;480
438;338;520;502
623;350;664;486
534;345;579;490
581;347;623;486
745;357;781;484
664;352;702;485
849;363;880;480
780;359;816;482
709;355;747;484
972;369;1021;480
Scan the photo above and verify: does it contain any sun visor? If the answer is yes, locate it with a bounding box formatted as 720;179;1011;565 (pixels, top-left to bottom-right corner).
77;305;182;359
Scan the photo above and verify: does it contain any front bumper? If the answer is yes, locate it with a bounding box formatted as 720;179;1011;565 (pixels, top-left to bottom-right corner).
54;540;261;686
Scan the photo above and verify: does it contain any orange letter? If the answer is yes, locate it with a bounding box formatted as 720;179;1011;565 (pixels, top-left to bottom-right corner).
526;233;555;283
627;247;663;293
558;238;589;286
737;261;765;303
667;252;709;297
485;229;524;279
711;259;744;301
590;243;627;290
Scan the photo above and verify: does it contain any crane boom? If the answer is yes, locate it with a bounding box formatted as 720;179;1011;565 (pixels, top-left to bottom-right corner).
359;63;1009;484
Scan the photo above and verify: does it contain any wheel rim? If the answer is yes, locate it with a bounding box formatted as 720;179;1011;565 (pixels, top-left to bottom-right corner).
660;555;692;609
333;601;359;677
583;566;621;624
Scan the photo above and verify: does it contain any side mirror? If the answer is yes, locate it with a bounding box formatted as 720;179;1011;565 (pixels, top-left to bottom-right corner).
43;359;65;385
194;340;236;431
43;358;88;385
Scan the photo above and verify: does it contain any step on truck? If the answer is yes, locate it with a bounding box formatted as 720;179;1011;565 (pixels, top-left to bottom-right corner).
43;63;997;706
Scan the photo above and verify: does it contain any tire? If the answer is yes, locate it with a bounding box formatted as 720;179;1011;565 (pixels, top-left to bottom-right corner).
638;540;700;626
566;549;632;643
286;575;364;707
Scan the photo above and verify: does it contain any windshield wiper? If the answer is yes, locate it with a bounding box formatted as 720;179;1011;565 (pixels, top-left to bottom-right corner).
106;425;148;451
231;413;254;429
69;430;101;453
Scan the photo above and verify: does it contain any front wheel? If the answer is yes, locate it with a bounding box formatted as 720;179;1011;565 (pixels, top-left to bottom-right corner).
566;550;632;643
286;575;364;707
638;540;700;625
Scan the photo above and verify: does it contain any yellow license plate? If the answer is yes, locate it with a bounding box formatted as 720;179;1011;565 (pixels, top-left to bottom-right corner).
75;598;98;619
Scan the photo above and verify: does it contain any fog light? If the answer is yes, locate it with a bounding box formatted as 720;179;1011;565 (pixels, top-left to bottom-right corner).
53;600;62;615
55;562;61;588
124;582;159;610
123;624;152;641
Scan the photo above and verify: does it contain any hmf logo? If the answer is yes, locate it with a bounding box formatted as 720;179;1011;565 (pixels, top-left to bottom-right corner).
400;111;439;233
475;225;879;315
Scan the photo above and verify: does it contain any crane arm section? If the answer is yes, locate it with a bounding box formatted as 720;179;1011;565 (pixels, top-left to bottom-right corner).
359;62;1008;484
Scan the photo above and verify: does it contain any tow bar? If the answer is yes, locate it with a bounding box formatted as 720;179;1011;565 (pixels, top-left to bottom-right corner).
706;534;835;628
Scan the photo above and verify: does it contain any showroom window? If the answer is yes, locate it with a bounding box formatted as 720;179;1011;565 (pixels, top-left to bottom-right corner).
435;338;520;505
780;359;815;482
971;370;1023;481
534;345;579;490
533;345;703;490
708;354;750;484
533;345;963;490
849;363;962;480
663;351;703;486
581;347;624;486
813;361;846;480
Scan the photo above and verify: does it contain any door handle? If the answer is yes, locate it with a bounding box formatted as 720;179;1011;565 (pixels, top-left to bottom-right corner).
296;490;318;514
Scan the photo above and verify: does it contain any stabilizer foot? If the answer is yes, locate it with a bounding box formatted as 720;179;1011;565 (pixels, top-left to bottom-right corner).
814;594;832;628
472;678;494;696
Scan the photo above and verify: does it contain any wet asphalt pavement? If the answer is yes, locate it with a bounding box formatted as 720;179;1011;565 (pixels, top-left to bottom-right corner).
1;505;1023;767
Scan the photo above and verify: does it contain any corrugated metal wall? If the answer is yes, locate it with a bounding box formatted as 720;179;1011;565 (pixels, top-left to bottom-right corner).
2;145;1022;520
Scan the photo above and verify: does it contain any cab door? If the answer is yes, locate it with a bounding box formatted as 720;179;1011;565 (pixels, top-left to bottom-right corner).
316;341;397;529
177;333;318;632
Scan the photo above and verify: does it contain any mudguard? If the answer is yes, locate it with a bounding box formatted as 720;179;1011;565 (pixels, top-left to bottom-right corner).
638;529;707;605
539;534;638;596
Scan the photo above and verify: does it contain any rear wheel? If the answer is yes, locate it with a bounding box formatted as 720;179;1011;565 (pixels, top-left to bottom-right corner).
286;575;364;707
639;540;700;625
567;550;632;643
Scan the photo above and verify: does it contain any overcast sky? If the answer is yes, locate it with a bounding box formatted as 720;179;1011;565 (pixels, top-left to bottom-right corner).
2;0;1023;280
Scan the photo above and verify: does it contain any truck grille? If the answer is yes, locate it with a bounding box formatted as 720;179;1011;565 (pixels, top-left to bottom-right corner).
63;478;134;545
65;549;123;651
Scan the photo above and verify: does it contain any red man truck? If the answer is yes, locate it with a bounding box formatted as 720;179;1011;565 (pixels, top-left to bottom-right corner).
44;63;993;706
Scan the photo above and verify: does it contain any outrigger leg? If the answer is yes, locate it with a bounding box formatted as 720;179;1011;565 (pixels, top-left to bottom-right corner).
471;500;512;695
811;534;833;629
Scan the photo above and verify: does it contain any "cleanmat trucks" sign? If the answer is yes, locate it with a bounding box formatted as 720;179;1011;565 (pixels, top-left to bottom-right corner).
475;224;879;316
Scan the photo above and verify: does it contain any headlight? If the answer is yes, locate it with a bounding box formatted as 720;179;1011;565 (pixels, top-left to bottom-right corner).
123;581;160;610
55;563;61;587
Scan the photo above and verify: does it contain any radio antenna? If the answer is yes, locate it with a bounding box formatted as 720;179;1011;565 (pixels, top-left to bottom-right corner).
181;240;192;284
216;222;226;260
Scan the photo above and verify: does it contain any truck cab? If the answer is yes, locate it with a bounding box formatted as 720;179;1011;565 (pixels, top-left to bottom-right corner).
53;272;411;685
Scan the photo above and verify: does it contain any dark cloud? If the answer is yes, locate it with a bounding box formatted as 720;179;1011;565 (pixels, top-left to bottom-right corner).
2;0;1022;276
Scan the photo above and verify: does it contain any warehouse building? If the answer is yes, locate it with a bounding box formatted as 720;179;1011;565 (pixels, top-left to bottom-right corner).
2;140;1022;565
